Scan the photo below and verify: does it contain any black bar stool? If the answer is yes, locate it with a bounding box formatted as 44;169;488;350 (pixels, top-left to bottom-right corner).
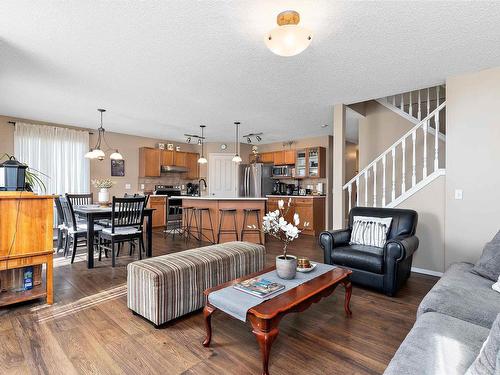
217;208;239;243
241;208;263;244
190;207;216;244
182;206;194;240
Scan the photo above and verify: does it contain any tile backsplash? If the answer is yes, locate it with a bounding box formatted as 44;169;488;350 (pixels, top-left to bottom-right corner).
138;175;199;193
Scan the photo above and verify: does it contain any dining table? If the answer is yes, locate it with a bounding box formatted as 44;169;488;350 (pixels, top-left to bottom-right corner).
73;205;154;269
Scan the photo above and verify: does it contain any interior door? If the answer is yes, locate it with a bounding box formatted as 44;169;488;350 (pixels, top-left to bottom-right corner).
208;153;238;197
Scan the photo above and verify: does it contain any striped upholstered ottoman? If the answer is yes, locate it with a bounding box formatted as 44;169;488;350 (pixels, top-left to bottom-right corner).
127;241;265;326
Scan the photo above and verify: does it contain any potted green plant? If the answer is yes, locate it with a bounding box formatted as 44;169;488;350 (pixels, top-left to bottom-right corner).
0;153;47;192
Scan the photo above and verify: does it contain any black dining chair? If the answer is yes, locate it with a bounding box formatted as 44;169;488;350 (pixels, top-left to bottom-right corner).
54;196;67;253
66;193;94;223
98;196;147;267
60;196;103;263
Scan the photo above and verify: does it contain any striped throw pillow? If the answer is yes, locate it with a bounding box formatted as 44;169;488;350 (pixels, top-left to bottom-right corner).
349;216;393;248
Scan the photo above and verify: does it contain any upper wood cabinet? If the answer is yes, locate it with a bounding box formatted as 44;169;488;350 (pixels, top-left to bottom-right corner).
306;147;326;178
161;150;174;166
174;151;187;167
283;150;296;165
186;153;199;180
273;151;285;165
139;147;161;177
260;152;274;164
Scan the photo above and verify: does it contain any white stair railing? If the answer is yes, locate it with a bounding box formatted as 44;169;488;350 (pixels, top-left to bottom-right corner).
379;85;446;123
344;101;446;210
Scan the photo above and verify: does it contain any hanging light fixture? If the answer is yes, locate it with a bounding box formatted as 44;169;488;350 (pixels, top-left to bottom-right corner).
232;122;242;163
198;125;208;164
265;10;312;57
85;109;123;161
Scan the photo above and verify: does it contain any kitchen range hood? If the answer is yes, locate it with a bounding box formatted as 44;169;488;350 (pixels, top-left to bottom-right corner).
161;165;188;173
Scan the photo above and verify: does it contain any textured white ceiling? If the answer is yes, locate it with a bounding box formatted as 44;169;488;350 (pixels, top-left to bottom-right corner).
1;1;500;143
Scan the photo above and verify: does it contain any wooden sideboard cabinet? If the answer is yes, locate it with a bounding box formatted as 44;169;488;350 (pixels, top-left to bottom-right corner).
0;192;54;306
266;196;326;236
148;195;167;227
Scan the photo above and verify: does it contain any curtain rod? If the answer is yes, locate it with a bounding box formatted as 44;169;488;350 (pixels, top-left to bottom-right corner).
6;120;93;134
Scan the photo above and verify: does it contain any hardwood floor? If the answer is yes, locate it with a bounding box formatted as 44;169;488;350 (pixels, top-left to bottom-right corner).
0;231;437;375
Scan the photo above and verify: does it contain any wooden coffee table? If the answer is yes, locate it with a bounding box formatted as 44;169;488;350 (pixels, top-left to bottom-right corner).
202;266;352;375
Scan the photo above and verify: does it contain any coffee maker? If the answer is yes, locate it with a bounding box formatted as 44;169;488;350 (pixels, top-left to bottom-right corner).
273;181;287;195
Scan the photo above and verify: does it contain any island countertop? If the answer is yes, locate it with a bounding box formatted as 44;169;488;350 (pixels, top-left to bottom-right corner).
266;195;326;199
179;196;267;201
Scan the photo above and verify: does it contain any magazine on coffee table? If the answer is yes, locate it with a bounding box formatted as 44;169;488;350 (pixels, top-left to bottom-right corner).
233;277;285;298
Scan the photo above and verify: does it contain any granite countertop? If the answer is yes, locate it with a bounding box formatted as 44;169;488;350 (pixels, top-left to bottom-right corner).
179;196;267;201
266;195;326;199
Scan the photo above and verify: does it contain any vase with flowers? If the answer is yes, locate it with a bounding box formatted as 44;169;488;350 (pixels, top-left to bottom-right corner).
91;178;115;205
254;198;308;279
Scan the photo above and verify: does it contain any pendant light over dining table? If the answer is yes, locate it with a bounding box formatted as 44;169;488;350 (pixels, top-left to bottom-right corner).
232;122;242;163
198;125;208;164
84;109;123;161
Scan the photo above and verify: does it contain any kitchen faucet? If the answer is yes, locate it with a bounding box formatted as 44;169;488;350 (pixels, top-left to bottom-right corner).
199;178;207;191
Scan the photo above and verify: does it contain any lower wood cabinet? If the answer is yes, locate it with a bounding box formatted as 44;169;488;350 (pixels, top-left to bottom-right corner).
266;196;326;236
148;196;166;227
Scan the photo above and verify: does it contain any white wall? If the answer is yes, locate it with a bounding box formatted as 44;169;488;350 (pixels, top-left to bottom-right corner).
445;67;500;267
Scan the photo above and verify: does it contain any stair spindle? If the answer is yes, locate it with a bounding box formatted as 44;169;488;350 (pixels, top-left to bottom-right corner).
382;155;386;207
401;138;406;193
436;85;440;108
355;177;360;207
418;90;421;120
427;88;430;117
348;184;352;212
373;163;377;207
392;95;396;106
409;91;413;118
412;131;417;187
423;120;428;178
391;148;396;201
434;112;440;170
364;172;368;206
400;94;404;111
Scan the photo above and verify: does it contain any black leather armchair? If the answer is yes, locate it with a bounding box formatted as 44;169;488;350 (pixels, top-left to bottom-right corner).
319;207;419;296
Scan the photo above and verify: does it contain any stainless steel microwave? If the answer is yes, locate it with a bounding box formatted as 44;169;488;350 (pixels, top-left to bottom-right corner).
272;165;292;177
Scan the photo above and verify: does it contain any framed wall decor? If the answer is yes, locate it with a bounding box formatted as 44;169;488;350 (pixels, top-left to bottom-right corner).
111;159;125;176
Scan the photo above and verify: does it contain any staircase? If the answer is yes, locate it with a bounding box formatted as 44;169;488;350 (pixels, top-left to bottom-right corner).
345;85;446;210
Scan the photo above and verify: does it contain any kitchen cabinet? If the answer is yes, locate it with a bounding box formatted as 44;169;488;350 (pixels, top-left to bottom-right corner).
307;147;326;178
161;150;174;166
266;196;325;236
139;147;161;177
174;151;187;167
273;151;285;165
260;152;274;164
148;196;166;227
283;150;296;165
186;152;199;179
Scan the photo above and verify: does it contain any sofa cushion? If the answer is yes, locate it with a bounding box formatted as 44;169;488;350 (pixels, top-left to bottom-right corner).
332;244;383;274
466;313;500;375
418;262;500;328
472;231;500;281
384;312;490;375
350;216;392;248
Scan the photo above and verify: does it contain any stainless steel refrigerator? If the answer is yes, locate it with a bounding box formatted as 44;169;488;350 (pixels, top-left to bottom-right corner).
239;163;274;197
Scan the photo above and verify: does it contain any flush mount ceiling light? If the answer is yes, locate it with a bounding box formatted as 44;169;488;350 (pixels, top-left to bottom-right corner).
265;10;312;57
85;109;123;161
198;125;208;164
232;122;242;163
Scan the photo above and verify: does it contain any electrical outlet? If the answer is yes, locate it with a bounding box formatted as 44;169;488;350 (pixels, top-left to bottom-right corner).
454;189;463;200
125;183;131;190
140;184;145;190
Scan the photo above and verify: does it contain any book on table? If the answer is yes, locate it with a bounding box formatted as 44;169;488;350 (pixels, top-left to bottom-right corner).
233;278;285;298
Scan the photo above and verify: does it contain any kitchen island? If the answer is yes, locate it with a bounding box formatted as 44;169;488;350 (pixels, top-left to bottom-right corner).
181;197;267;244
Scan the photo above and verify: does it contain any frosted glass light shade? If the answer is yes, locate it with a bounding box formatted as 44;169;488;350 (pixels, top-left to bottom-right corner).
232;154;242;163
93;149;105;158
198;156;208;164
110;150;123;160
84;149;96;159
265;25;312;57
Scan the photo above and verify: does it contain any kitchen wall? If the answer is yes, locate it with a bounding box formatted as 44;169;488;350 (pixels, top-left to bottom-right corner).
445;66;500;267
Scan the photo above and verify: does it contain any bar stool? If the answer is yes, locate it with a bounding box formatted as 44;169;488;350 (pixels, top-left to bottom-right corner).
190;207;216;244
217;208;239;243
241;208;263;244
182;206;194;240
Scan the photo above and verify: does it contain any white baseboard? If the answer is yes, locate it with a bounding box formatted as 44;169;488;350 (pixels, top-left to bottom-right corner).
411;267;443;277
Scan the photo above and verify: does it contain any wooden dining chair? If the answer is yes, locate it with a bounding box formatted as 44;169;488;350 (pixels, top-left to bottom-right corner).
98;196;147;267
54;196;67;253
66;193;93;206
60;196;103;264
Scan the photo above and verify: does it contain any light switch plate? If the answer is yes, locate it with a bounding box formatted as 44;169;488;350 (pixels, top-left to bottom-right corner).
454;189;463;200
125;183;131;190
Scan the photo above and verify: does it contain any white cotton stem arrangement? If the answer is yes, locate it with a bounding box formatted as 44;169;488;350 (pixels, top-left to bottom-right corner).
250;198;309;259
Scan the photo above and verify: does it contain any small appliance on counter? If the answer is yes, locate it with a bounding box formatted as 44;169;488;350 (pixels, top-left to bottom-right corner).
315;182;324;195
273;181;287;195
286;184;295;196
186;182;199;196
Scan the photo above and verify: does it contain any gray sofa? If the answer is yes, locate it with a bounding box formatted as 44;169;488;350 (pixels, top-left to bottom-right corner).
384;262;499;375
